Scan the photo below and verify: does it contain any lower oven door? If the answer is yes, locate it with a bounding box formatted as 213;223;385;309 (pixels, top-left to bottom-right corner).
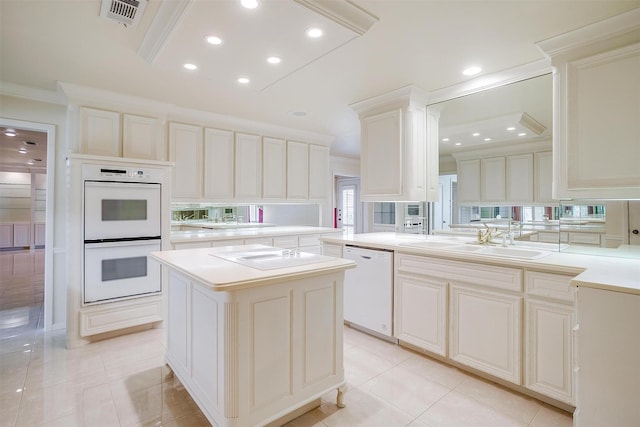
84;239;161;304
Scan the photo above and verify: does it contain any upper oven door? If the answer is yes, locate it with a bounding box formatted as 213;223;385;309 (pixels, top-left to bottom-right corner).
84;181;161;240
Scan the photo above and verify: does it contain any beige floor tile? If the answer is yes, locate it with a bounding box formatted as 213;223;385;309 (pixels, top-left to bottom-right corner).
417;390;527;427
0;368;27;400
111;382;164;427
15;380;84;426
82;383;121;427
0;394;21;427
399;354;469;390
283;410;328;427
360;364;451;418
343;345;396;388
529;403;573;427
452;376;541;425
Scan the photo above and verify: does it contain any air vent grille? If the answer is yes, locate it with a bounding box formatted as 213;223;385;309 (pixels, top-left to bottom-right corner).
100;0;147;28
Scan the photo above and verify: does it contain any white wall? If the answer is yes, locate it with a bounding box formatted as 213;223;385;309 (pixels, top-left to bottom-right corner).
1;94;68;330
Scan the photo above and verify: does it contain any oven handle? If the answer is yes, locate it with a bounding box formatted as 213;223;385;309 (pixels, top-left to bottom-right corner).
84;238;161;249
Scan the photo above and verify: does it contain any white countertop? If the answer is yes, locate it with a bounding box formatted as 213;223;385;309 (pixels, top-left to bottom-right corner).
151;244;355;291
321;233;640;295
171;226;342;244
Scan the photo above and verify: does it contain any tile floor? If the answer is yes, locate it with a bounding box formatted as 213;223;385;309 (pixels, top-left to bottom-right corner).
0;249;573;426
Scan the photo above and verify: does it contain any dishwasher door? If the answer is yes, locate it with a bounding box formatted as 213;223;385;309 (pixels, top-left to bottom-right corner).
343;246;394;337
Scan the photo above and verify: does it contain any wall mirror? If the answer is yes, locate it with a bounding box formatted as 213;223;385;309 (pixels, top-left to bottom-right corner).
422;73;639;258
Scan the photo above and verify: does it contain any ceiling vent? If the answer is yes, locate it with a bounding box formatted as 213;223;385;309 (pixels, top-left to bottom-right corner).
100;0;147;28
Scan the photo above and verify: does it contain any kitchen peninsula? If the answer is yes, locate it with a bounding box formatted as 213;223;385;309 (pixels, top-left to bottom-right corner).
151;244;355;427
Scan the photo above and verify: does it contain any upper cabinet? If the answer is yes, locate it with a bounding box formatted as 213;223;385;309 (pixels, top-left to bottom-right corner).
79;107;165;161
352;86;438;202
169;123;203;200
262;137;286;200
536;9;640;199
204;128;234;200
309;144;330;200
287;140;309;200
234;133;262;200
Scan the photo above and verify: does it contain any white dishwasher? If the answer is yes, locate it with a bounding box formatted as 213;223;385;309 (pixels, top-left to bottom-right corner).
343;246;394;339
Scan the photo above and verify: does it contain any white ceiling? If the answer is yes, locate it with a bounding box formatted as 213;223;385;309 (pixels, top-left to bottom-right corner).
1;0;638;161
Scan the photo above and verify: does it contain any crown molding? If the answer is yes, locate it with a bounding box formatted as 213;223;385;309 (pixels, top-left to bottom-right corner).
293;0;378;36
350;85;429;114
137;0;193;63
0;81;66;105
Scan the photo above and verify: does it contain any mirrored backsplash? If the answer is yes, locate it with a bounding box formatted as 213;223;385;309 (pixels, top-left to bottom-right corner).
375;200;639;259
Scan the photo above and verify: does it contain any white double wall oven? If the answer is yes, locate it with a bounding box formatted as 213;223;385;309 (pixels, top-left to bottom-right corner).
83;165;163;305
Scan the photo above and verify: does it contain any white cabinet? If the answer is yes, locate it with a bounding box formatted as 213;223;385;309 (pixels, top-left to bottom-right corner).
0;224;13;248
79;107;121;157
524;269;575;405
534;151;553;203
394;254;448;356
480;157;506;203
122;113;164;161
457;159;481;203
537;9;640;199
262;137;286;200
13;223;30;248
235;133;262;200
80;108;164;161
204;128;234;200
352;86;435;202
322;242;343;258
506;154;533;203
309;144;329;200
34;223;45;247
574;287;640;426
169;122;203;199
287;140;309;200
450;283;522;384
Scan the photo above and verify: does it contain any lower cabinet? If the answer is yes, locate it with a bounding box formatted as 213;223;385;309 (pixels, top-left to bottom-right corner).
449;284;522;384
395;274;447;356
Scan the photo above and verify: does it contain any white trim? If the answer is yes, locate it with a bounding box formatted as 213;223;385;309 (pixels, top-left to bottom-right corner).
427;59;552;105
0;81;66;105
0;118;57;331
293;0;378;36
137;0;193;63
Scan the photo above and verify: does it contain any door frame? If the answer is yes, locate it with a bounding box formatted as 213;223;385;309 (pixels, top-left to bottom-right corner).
0;118;56;331
336;177;363;234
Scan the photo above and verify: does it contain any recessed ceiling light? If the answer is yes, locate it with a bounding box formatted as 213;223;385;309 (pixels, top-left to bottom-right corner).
462;66;482;76
289;111;308;117
472;132;480;137
183;63;197;70
241;0;258;9
507;127;516;131
18;148;27;154
205;35;223;45
442;138;449;142
4;129;16;137
484;138;492;142
266;56;281;64
455;142;462;146
306;27;323;38
518;132;527;136
237;77;250;84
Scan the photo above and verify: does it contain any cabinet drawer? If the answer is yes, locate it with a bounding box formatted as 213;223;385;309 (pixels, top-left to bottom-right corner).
173;241;211;250
396;253;522;292
525;271;576;303
210;239;240;247
298;234;321;247
243;237;273;246
322;243;343;258
273;235;298;249
569;232;600;245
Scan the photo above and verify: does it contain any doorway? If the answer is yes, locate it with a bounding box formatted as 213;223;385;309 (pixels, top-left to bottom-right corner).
431;174;457;232
336;177;362;235
0;118;56;331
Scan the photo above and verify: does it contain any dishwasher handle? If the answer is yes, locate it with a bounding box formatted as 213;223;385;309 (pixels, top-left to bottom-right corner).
360;255;372;260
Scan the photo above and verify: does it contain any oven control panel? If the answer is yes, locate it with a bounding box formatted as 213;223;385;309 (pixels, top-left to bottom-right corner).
82;164;164;183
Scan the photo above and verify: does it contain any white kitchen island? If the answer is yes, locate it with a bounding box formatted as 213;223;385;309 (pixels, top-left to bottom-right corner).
151;245;355;427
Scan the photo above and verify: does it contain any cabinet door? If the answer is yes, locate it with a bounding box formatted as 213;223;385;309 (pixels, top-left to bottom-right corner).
0;224;13;248
167;272;189;370
13;223;30;247
534;151;553;203
34;223;45;247
481;157;506;203
361;109;402;198
287;140;309;200
235;133;262;200
525;299;574;404
169;123;203;199
204;128;234;200
122;114;164;161
309;144;329;200
80;107;120;157
506;154;533;203
450;283;522;383
457;159;481;203
262;137;286;200
395;274;447;356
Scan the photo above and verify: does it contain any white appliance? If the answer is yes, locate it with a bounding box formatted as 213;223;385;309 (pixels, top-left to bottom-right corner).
82;165;163;304
343;246;394;338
